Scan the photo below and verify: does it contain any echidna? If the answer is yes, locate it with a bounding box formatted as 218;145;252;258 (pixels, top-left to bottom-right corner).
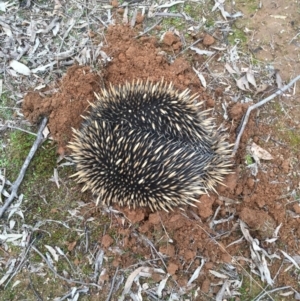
90;81;213;152
69;81;232;211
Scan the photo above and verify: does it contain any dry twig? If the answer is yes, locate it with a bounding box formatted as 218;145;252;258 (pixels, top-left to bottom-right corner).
105;266;119;301
233;75;300;155
254;286;291;301
0;117;48;218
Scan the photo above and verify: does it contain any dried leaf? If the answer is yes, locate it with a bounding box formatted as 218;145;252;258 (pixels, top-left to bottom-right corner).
295;291;300;300
148;3;155;18
281;250;300;270
7;194;24;220
31;62;56;74
52;22;60;36
0;20;12;37
45;245;59;261
225;63;237;74
187;259;205;285
192;67;206;90
270;15;287;19
216;280;230;301
123;6;128;24
9;60;31;76
229;12;243;18
291;255;300;264
130;8;137;28
0;259;16;286
218;6;229;20
157;275;169;298
271;223;282;239
9;220;15;229
254;83;269;96
275;71;283;89
212;0;225;12
240;221;275;286
67;241;77;251
0;2;7;12
190;46;215;56
209;270;229;279
246;71;257;88
221;11;243;19
49;168;60;188
280;291;294;297
120;267;165;301
0;233;24;241
236;76;249;91
250;142;273;160
157;1;184;8
228;47;239;65
43;126;50;138
53;0;62;15
12;280;21;288
265;237;277;243
222;102;228;120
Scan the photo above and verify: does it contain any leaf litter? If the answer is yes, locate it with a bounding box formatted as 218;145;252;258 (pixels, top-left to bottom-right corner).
1;0;300;300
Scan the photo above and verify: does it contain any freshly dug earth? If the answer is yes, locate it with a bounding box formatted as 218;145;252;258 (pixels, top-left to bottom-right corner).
23;25;212;153
23;25;300;296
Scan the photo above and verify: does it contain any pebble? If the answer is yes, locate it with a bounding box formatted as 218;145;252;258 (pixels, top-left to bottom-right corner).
203;34;215;46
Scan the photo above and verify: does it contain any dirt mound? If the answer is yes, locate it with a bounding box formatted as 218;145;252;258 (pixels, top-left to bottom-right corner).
22;24;299;293
23;25;212;152
22;66;102;153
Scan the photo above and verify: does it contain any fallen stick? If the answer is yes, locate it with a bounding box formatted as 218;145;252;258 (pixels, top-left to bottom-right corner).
233;75;300;155
134;18;162;38
0;117;48;218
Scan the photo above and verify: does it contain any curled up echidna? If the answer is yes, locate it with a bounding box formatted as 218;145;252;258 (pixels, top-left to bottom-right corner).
69;81;232;211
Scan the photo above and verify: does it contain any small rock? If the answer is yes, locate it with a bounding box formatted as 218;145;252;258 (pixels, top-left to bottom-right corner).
118;53;126;62
201;279;211;293
111;0;118;7
255;197;266;208
203;34;215;46
163;31;177;46
221;253;232;263
101;234;114;248
184;250;196;260
172;41;182;50
169;58;189;75
204;261;214;270
159;244;175;257
214;87;223;98
197;195;215;219
219;172;238;193
281;159;290;173
167;262;179;275
229;103;249;120
206;97;215;108
149;213;160;224
247;178;255;189
125;46;135;57
293;203;300;214
136;12;144;24
240;208;276;239
57;146;65;156
123;208;145;223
